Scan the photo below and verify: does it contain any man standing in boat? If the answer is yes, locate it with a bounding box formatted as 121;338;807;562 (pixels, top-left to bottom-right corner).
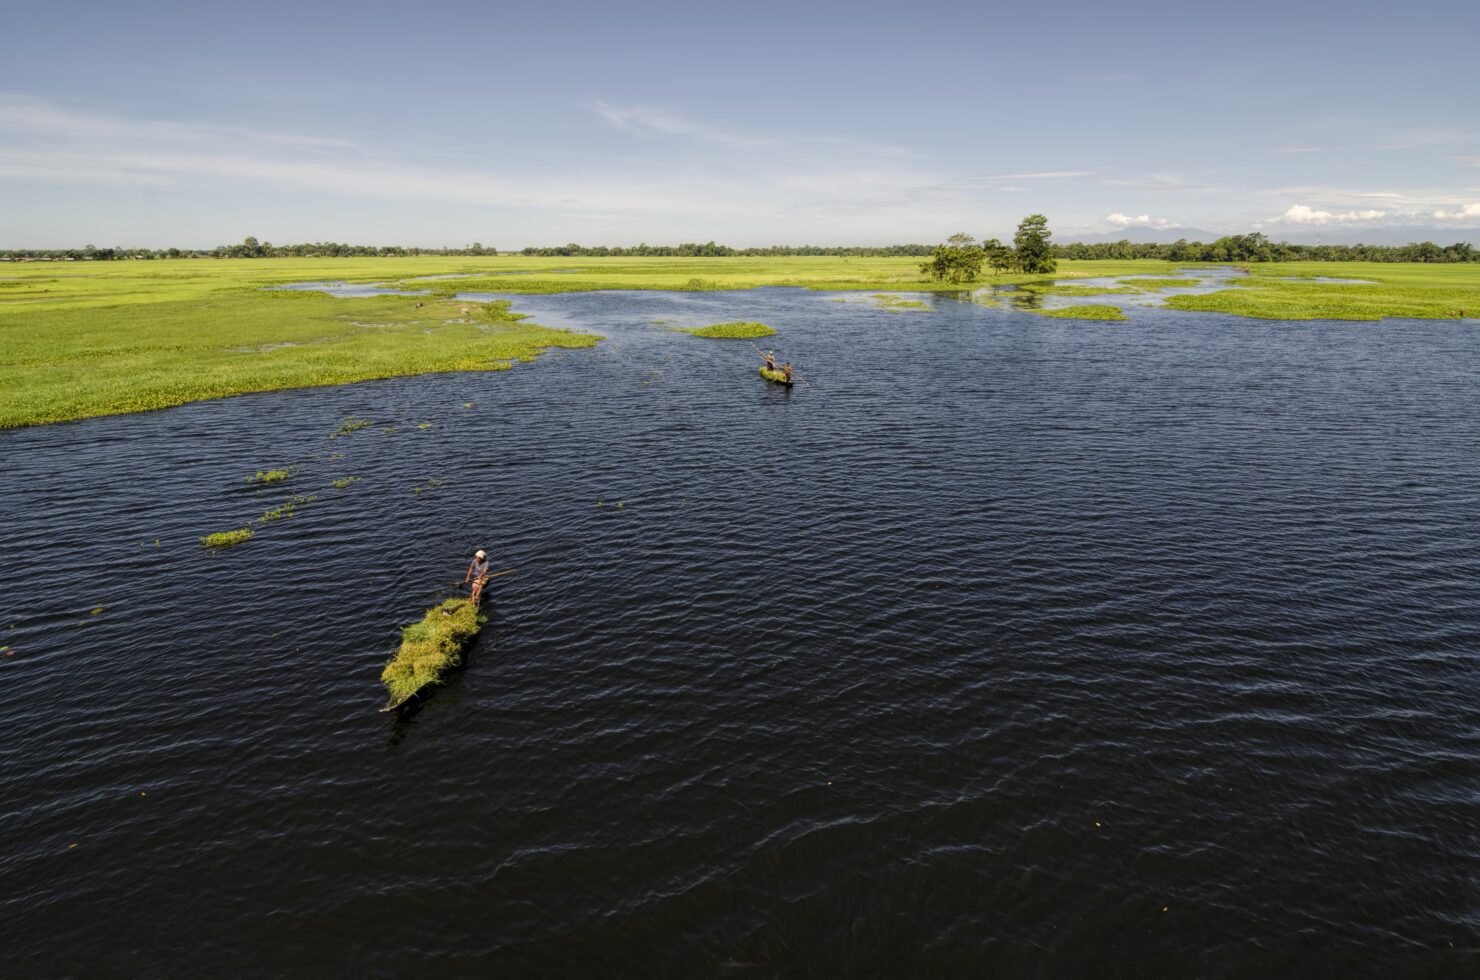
781;361;795;383
761;349;779;372
465;549;490;604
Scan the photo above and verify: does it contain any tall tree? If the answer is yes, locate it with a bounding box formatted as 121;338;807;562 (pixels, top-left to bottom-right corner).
982;237;1014;276
1013;215;1057;273
920;232;986;283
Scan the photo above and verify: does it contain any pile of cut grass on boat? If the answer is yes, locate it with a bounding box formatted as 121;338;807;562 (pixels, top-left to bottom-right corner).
380;598;486;709
677;321;777;338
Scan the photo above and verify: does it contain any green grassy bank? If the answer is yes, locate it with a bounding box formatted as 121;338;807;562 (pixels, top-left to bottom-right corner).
3;255;1476;427
1163;262;1480;320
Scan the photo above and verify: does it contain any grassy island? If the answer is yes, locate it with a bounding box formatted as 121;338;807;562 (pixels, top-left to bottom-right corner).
380;598;486;710
678;321;776;338
1037;305;1128;321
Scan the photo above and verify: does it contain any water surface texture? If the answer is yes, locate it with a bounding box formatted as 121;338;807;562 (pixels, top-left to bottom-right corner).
3;289;1477;976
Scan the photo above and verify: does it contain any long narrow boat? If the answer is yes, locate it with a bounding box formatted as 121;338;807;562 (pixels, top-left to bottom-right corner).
759;366;794;386
379;596;486;712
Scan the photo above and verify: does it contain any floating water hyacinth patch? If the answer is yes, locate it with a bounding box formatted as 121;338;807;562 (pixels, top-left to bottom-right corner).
200;528;253;548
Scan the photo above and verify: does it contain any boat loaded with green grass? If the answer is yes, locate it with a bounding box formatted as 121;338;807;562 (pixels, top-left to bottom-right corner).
759;366;794;385
379;597;487;712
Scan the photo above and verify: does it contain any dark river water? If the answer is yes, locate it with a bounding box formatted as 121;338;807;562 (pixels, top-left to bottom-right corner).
2;288;1477;977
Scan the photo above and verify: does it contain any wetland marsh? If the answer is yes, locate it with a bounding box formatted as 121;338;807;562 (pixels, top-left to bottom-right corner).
3;276;1478;973
6;256;1477;428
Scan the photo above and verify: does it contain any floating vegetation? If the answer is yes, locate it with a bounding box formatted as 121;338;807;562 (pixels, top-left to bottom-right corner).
200;528;253;549
463;402;474;409
380;598;487;711
332;417;371;439
382;426;396;435
329;452;346;460
331;476;360;490
1037;305;1128;321
258;494;318;523
678;321;777;339
246;469;289;485
417;423;432;429
868;294;931;312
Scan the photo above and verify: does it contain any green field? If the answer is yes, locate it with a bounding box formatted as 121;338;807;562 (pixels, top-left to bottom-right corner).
3;255;1477;428
1164;262;1480;320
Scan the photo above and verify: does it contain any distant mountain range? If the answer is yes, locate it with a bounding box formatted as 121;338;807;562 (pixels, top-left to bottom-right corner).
1061;226;1480;247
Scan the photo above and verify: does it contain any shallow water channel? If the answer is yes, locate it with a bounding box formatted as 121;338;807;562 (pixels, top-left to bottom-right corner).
2;288;1477;974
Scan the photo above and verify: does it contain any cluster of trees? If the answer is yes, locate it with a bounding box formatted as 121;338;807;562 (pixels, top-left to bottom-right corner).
1053;234;1477;264
7;230;1476;265
920;215;1058;283
517;242;935;257
0;238;501;261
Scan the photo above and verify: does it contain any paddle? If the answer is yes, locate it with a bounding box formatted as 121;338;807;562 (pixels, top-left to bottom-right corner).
452;566;518;590
748;341;813;384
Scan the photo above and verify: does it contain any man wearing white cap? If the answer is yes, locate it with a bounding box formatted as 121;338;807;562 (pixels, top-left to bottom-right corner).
464;549;490;604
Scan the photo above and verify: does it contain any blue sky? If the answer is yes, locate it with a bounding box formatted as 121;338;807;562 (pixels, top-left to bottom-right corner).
3;0;1477;247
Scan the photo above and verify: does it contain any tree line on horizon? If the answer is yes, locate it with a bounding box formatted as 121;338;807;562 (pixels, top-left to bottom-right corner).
3;232;1477;264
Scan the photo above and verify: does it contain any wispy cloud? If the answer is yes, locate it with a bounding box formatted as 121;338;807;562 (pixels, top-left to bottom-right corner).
587;100;915;160
0;93;959;240
973;171;1093;181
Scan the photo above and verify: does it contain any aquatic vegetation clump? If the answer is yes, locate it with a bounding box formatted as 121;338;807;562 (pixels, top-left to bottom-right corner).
679;321;777;339
258;494;317;523
200;528;254;548
868;294;932;311
380;598;486;709
246;469;290;484
331;476;360;489
1037;305;1128;321
332;417;371;439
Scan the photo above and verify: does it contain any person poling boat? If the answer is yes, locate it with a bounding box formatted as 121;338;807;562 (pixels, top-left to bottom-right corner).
760;348;779;371
464;549;490;604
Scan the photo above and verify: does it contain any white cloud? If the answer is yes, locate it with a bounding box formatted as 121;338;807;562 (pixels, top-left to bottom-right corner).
1104;212;1172;228
1433;202;1480;220
1279;204;1387;224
